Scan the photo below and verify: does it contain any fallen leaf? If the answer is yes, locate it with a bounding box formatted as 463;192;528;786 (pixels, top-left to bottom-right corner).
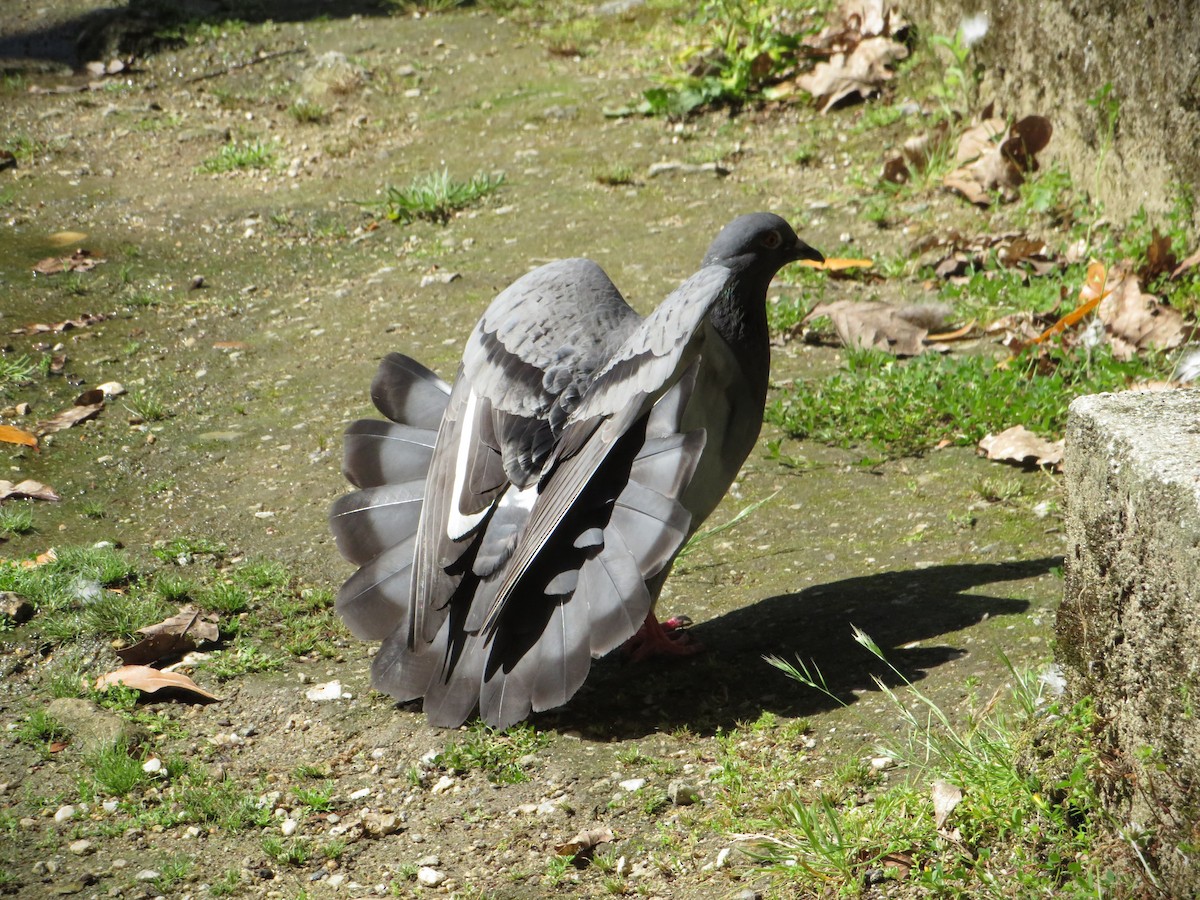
804;300;952;356
944;115;1052;205
796;36;908;112
0;425;38;449
116;606;220;666
1031;261;1110;344
1099;268;1192;360
0;480;59;502
47;231;88;248
978;425;1064;468
35;391;105;436
927;320;977;342
9;313;109;336
556;827;616;857
931;779;963;830
94;665;220;702
795;257;874;271
1137;228;1178;283
32;249;106;275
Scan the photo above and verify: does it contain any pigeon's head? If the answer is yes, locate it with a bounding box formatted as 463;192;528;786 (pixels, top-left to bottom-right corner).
701;212;823;274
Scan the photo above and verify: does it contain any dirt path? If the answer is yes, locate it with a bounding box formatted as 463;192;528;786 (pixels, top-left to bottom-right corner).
0;4;1064;898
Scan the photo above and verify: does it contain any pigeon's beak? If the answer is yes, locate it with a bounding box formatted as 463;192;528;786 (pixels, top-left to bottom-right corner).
790;239;824;265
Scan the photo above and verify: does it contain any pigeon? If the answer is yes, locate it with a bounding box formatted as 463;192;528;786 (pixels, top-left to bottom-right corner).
330;212;823;728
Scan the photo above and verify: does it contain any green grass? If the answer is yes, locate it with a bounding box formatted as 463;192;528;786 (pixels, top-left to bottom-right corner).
13;708;68;754
125;391;171;422
755;630;1141;894
262;835;313;866
83;740;150;797
0;353;36;394
198;140;278;173
379;168;505;224
287;99;328;124
437;722;551;784
768;344;1169;458
0;502;35;537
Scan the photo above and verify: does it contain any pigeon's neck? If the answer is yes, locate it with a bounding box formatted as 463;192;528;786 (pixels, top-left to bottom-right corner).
707;272;771;385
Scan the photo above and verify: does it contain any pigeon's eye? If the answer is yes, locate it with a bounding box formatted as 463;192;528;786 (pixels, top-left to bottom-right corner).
761;230;782;250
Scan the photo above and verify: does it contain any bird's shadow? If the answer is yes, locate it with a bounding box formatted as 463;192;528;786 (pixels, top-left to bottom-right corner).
539;557;1060;739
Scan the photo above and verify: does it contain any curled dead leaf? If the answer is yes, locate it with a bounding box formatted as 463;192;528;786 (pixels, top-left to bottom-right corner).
556;827;615;857
978;425;1063;468
0;479;59;502
35;391;105;437
804;300;952;356
33;249;106;275
797;36;908;112
116;606;220;666
1099;268;1192;360
931;779;963;830
944;115;1052;205
0;425;38;450
94;665;220;702
9;312;109;336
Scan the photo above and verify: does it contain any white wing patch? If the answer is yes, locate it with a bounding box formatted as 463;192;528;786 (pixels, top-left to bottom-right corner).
447;389;490;540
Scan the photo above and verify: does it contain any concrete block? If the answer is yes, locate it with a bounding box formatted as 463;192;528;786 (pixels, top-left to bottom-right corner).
1059;390;1200;891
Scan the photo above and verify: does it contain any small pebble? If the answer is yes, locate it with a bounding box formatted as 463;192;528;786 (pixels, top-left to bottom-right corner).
142;757;163;774
281;818;298;837
69;839;93;855
54;805;76;823
618;778;645;792
430;775;454;795
348;787;371;801
135;869;160;882
417;867;446;887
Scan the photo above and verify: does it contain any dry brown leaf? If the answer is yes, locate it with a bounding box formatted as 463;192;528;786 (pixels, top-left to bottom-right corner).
47;231;88;248
32;249;106;275
35;390;105;436
796;36;908;112
804;300;951;356
944;115;1052;205
555;827;616;857
795;257;874;272
0;479;59;502
931;780;963;830
1137;228;1178;283
116;606;220;666
10;313;109;336
94;665;221;702
0;425;38;449
978;425;1064;468
1099;268;1191;360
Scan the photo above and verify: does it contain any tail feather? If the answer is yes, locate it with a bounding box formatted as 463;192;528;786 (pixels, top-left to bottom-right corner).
335;534;418;641
329;480;424;566
371;353;451;428
342;420;437;489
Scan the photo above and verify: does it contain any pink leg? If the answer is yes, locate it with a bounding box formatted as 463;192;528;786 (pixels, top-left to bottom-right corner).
623;611;704;663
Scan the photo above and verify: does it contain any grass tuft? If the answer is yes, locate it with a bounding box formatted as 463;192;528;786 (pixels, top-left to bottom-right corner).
380;168;504;224
199;140;278;174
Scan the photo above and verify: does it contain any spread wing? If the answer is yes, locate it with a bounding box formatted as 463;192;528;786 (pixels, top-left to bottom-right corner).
332;261;735;728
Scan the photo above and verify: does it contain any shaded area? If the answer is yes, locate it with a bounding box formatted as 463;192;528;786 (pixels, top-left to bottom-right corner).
0;0;392;70
543;557;1058;738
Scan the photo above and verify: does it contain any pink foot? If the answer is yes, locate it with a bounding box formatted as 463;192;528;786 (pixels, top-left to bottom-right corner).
623;611;704;663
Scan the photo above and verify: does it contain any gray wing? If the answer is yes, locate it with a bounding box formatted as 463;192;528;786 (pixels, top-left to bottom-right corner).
418;267;729;727
335;263;733;728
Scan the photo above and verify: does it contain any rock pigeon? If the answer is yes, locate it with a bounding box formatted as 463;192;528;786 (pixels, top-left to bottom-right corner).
330;212;823;728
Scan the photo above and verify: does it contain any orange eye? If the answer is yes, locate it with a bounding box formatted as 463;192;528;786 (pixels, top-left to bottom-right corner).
761;230;782;249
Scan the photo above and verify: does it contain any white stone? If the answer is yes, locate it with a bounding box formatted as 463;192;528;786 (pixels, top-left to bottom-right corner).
416;867;446;887
618;778;646;792
305;681;343;701
281;818;298;837
53;805;75;823
142;757;163;774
